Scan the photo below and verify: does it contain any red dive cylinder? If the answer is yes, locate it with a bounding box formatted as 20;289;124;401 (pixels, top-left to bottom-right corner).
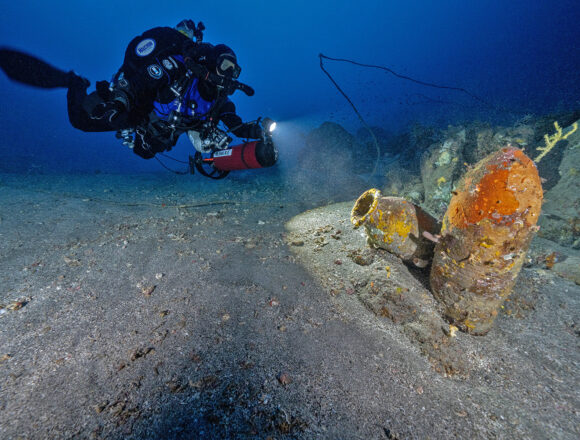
212;139;277;171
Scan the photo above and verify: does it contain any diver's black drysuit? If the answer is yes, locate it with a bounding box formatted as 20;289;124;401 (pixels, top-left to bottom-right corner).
67;26;262;159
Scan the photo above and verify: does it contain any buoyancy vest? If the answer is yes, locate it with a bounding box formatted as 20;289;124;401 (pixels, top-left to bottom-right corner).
152;77;214;121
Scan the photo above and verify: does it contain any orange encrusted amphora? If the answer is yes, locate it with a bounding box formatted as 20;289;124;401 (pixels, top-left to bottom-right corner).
351;188;440;263
429;147;543;335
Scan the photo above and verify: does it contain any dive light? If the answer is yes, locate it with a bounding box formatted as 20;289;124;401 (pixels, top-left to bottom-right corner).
262;117;276;134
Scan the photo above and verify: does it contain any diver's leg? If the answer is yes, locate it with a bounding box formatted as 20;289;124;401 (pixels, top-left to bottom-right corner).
67;73;129;132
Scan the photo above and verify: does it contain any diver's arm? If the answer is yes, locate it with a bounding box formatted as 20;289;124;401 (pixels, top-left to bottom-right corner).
219;100;263;139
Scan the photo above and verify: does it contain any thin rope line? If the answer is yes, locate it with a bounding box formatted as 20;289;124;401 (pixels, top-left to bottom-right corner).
319;53;493;108
319;54;381;179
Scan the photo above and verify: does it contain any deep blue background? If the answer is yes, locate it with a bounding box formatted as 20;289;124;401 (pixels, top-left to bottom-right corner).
1;0;579;173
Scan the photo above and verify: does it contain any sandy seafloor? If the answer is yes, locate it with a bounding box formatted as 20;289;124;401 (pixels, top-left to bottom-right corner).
0;171;578;440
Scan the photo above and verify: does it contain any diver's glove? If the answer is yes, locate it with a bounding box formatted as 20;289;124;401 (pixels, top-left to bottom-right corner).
227;121;263;140
186;61;211;81
95;80;112;98
182;42;212;80
247;122;263;139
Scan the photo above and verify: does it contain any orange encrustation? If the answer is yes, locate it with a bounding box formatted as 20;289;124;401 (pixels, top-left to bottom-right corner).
446;148;541;229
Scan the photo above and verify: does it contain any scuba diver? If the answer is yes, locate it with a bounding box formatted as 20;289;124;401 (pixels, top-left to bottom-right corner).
0;19;277;178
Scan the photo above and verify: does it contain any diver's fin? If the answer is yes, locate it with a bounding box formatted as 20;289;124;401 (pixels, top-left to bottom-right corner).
0;47;71;88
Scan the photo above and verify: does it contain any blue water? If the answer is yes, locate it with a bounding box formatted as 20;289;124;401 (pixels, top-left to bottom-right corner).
1;0;579;173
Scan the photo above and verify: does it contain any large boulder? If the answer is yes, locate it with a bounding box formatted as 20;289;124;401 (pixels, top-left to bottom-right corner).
380;156;424;205
356;125;393;156
462;120;535;165
420;127;467;218
298;122;373;175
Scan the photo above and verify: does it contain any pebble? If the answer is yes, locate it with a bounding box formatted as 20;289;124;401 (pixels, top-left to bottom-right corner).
276;372;293;385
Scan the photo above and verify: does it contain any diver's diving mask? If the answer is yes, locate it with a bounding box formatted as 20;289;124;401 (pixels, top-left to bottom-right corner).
216;54;241;79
